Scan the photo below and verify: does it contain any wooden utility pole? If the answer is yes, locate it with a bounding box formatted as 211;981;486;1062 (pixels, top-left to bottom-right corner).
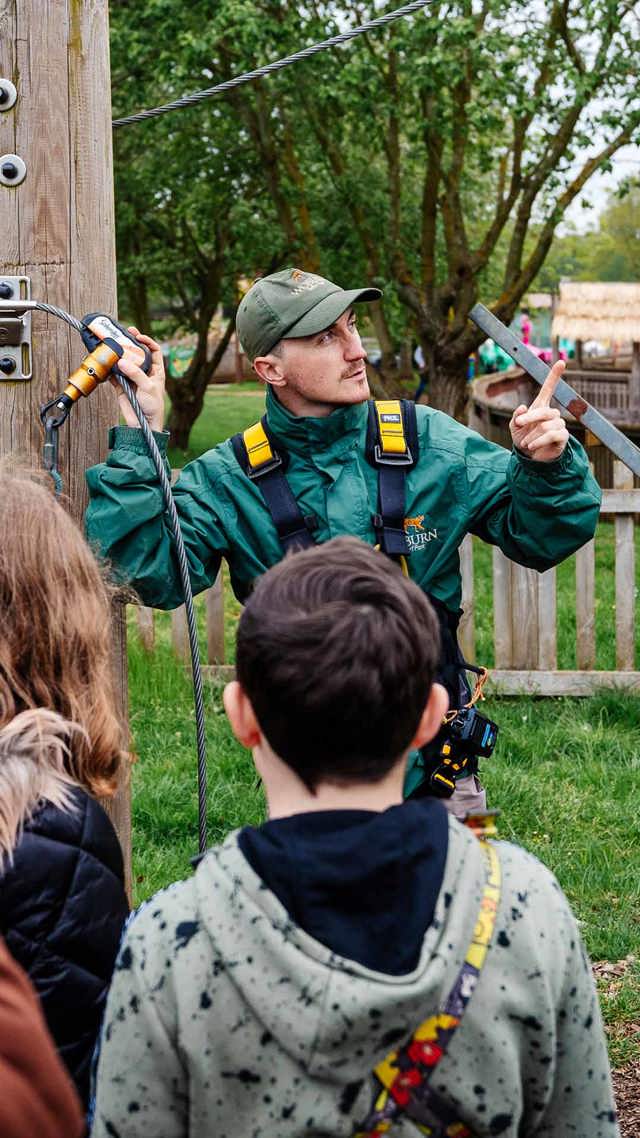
0;1;131;892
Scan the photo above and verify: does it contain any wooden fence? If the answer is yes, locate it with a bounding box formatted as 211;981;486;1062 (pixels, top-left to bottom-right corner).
135;460;640;696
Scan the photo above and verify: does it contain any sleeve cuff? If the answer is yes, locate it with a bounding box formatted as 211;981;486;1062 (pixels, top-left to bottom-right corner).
513;439;574;476
108;425;170;455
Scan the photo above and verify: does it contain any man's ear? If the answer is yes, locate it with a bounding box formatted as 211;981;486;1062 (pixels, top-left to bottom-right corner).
223;680;261;749
253;353;286;388
409;682;449;751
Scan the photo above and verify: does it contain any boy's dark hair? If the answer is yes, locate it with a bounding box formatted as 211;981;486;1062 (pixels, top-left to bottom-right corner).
236;537;441;791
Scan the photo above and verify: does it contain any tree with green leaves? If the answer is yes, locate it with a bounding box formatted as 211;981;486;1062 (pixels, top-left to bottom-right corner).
110;1;283;447
112;0;640;429
536;179;640;288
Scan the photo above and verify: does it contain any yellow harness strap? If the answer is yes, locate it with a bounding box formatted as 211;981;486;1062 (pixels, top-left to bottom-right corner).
354;831;502;1138
242;420;275;473
374;399;410;458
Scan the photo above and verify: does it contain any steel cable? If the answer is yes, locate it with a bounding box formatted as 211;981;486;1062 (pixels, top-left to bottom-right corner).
112;0;433;127
35;301;209;854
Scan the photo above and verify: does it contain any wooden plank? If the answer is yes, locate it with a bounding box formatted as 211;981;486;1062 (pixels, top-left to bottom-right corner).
171;604;191;663
458;534;475;662
201;665;236;683
614;461;635;670
200;666;640;695
575;539;596;670
600;489;640;513
206;571;225;664
630;342;640;411
487;670;640;696
136;606;155;652
537;567;556;670
492;547;512;667
510;561;539;669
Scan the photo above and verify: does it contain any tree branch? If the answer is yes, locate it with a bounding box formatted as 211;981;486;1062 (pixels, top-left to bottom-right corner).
496;114;640;317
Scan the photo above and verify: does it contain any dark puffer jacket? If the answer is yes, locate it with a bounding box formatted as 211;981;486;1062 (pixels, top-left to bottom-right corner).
0;786;128;1107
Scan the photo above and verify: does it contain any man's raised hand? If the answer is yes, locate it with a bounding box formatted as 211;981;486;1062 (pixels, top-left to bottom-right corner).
86;319;166;432
509;359;569;463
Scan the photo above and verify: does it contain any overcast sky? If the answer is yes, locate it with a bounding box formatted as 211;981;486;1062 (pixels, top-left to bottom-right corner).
563;146;640;231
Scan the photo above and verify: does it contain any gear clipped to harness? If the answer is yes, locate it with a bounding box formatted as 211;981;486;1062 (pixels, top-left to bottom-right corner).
429;665;498;798
233;397;499;801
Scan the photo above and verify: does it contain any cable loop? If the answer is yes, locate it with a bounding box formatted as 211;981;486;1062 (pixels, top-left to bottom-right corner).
112;0;433;128
35;301;209;853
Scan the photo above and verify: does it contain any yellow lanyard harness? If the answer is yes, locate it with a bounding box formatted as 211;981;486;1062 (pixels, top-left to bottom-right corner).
231;399;416;560
354;818;502;1138
232;405;496;799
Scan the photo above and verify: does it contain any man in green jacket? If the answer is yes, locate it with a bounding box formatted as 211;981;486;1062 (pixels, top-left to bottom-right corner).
85;268;601;806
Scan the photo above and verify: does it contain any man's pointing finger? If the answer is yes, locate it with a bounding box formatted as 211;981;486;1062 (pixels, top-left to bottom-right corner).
531;359;566;409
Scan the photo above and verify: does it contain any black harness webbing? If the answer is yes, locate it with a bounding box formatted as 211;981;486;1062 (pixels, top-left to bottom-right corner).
232;399;418;560
231;415;315;554
232;400;478;799
366;399;418;558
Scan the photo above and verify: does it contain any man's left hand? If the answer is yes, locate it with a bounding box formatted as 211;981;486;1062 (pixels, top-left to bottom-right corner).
509;359;569;463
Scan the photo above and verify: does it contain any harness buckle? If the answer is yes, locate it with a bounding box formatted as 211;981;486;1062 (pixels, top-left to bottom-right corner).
373;443;413;466
245;452;284;479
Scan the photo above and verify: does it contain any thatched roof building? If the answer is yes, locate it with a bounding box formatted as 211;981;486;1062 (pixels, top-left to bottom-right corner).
551;281;640;343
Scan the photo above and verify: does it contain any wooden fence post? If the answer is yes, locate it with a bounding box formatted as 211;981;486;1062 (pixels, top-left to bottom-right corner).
510;563;539;669
0;1;130;893
206;571;226;664
492;547;512;667
537;568;557;670
136;607;155;652
614;460;635;670
575;539;596;669
458;535;475;663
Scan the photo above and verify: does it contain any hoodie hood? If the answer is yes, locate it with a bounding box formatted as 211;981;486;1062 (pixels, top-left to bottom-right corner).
192;819;482;1083
94;816;618;1138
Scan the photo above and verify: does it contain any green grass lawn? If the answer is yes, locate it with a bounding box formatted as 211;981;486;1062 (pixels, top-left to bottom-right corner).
167;384;265;467
128;384;640;1067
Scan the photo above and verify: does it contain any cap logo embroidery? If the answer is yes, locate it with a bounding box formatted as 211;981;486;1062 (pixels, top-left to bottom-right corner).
289;269;325;295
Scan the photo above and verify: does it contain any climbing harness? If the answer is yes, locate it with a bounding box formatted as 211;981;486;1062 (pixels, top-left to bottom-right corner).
112;1;434;128
233;400;495;797
232;398;417;560
366;399;418;560
231;417;316;554
354;816;502;1138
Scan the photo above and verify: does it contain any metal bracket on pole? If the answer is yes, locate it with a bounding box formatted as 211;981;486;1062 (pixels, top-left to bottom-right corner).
470;302;640;478
0;277;33;380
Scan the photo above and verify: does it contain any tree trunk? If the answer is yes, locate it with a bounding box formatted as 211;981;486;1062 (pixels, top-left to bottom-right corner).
429;362;469;422
166;309;237;449
166;380;206;451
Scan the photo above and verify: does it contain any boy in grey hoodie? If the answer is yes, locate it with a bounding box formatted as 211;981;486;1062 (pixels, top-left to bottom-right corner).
92;537;618;1138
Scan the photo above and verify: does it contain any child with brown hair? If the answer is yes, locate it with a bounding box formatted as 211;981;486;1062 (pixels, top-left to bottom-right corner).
0;470;128;1109
93;537;617;1138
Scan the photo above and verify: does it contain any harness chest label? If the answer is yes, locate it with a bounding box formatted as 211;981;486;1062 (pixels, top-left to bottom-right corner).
404;514;438;548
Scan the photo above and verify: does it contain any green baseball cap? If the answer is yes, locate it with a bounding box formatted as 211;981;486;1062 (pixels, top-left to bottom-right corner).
236;268;382;361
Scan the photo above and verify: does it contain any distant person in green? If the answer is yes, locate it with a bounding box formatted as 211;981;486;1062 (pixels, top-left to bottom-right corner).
85;268;601;811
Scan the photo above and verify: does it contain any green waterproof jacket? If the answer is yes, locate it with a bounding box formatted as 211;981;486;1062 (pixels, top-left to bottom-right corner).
86;388;600;611
86;391;601;791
